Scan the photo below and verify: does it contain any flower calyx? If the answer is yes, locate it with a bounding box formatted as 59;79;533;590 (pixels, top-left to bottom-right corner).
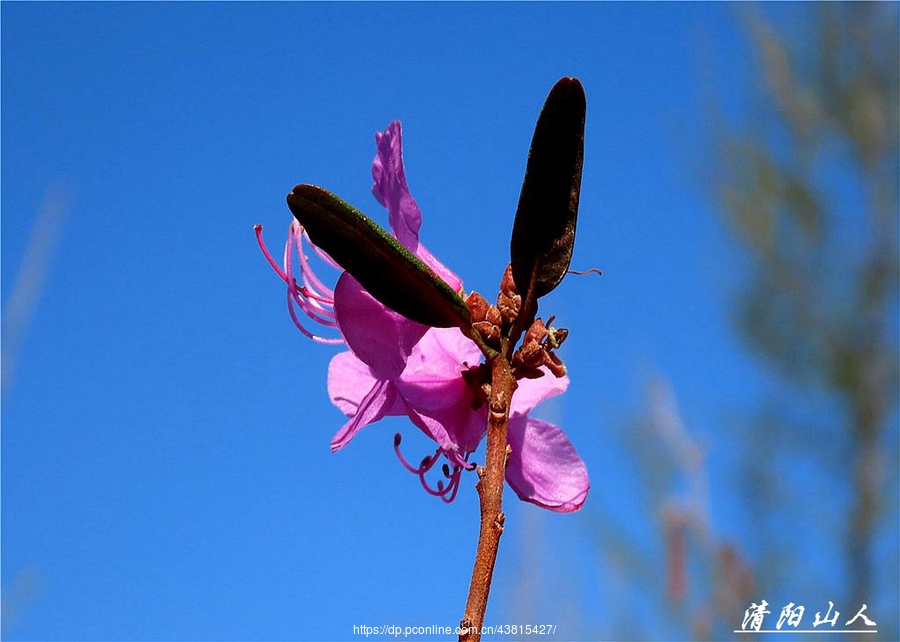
465;263;567;382
467;263;528;356
511;316;568;379
467;291;503;350
497;264;522;333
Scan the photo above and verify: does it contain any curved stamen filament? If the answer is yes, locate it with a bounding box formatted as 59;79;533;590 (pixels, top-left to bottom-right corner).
294;226;336;304
393;434;435;474
255;225;289;281
256;223;344;344
283;236;343;344
284;228;340;327
257;224;330;307
258;224;330;309
283;287;341;343
441;466;463;503
393;434;467;502
285;274;337;327
283;231;335;308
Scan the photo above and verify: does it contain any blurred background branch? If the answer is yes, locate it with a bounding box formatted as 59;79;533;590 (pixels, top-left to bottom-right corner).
709;1;898;633
588;5;897;639
2;183;70;394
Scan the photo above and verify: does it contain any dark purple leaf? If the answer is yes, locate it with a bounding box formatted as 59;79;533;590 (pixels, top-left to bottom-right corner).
287;184;471;330
510;77;586;301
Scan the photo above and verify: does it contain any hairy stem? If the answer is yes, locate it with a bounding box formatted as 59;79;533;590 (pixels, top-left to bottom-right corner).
459;341;517;642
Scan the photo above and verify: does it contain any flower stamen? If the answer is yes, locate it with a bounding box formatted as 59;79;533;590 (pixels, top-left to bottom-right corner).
393;433;467;503
256;223;344;345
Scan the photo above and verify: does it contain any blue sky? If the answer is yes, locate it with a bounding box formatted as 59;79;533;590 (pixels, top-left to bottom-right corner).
3;3;892;641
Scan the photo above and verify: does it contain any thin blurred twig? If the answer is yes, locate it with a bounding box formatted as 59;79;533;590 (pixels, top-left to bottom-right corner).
2;183;70;393
710;3;898;629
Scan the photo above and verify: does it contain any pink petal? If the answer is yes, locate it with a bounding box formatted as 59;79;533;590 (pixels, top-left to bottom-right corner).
329;378;397;453
402;405;473;469
327;351;403;418
414;242;464;294
399;328;482;399
396;328;486;450
371;121;422;251
404;395;488;458
505;417;590;513
328;351;374;416
371;121;463;293
333;273;428;379
510;371;569;418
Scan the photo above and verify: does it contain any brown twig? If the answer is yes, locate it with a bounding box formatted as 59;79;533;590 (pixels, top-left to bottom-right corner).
459;339;517;642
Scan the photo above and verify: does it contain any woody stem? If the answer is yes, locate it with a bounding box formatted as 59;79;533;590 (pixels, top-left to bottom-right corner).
459;339;516;642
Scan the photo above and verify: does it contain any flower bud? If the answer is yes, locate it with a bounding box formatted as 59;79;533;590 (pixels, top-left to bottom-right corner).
523;318;548;346
465;291;490;323
473;320;501;347
500;263;518;297
543;351;567;377
485;305;502;328
497;291;521;327
512;338;544;369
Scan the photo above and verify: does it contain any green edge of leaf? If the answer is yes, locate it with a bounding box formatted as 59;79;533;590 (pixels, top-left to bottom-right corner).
287;184;472;331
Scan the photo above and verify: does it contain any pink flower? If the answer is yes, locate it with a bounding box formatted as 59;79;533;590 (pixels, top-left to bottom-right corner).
257;121;589;512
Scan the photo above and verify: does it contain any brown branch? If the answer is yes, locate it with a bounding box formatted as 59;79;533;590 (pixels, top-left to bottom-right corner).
459;342;517;642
